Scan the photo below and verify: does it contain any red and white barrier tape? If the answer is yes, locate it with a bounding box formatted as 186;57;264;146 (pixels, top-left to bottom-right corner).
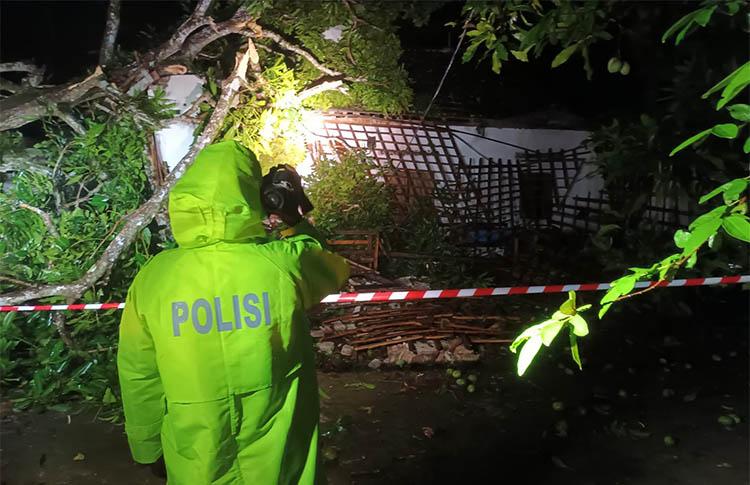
1;275;747;312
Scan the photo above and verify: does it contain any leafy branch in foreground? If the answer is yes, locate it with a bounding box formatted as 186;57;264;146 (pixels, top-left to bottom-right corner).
511;176;748;377
510;292;590;376
509;2;749;377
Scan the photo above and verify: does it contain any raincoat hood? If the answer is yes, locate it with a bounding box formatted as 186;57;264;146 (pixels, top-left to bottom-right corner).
169;141;267;248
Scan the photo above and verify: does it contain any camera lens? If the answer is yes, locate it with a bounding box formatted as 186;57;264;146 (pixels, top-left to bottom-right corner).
265;190;284;211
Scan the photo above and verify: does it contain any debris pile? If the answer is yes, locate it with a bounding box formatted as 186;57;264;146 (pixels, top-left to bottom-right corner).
311;303;512;366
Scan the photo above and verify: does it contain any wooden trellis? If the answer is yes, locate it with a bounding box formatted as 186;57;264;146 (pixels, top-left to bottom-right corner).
308;111;689;257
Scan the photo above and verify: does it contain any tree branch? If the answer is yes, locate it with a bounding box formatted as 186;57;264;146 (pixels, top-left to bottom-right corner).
52;106;86;135
0;149;53;176
52;311;76;349
0;60;45;87
254;24;343;78
0;41;253;306
148;0;216;65
0;67;105;131
99;0;121;66
194;0;213;17
16;203;59;238
296;78;347;102
180;8;253;60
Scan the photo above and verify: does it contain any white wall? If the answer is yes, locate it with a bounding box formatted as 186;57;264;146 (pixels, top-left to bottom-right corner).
449;125;604;201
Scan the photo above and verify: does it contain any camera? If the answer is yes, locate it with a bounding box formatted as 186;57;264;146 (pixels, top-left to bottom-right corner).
261;165;313;223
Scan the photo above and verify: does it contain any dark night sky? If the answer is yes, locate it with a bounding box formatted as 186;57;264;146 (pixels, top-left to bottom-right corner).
0;1;715;126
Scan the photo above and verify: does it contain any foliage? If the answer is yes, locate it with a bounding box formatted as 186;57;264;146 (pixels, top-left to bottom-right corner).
305;150;395;236
221;57;309;172
0;97;171;415
307;154;493;287
241;0;439;113
460;0;616;79
510;2;750;376
510;291;590;376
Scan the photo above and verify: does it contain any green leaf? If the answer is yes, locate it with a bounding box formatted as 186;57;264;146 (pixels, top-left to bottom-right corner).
551;43;579;68
728;104;750;122
684;217;722;253
744;137;750;154
491;49;502;74
141;227;152;247
599;274;637;319
690;205;727;228
569;333;582;370
517;335;542;376
703;61;750;99
661;11;693;44
669;128;711;156
569;314;589;337
496;43;509;61
540;320;564;346
102;387;117;404
559;290;577;315
462;41;481;63
722;179;748;204
711;123;739;139
717;63;750;110
673;229;690;249
722;215;750;242
510;325;539;353
693;5;716;27
700;182;734;204
510;46;531;62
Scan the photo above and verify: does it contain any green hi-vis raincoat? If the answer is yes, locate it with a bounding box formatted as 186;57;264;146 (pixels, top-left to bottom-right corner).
117;141;349;484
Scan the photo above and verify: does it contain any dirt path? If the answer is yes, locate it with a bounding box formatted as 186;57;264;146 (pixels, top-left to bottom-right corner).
2;295;747;485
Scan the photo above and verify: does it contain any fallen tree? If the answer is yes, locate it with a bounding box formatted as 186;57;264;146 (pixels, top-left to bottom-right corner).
0;0;436;411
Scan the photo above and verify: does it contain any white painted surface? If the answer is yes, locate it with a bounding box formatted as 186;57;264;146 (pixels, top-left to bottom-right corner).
155;121;197;171
163;75;204;114
450;126;589;161
153;75;205;170
450;125;603;199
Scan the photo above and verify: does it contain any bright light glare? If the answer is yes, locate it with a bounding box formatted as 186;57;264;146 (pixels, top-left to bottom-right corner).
300;110;324;137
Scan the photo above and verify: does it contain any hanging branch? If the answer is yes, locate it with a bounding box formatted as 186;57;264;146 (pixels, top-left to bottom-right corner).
0;42;254;306
99;0;121;66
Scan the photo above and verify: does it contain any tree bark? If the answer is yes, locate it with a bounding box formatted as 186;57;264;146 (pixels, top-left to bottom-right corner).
99;0;121;66
0;67;106;131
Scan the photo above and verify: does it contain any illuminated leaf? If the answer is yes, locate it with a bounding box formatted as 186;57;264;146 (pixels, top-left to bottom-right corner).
722;215;750;242
673;229;690;249
517;335;543;376
569;333;582;370
540;320;565;346
570;314;589;337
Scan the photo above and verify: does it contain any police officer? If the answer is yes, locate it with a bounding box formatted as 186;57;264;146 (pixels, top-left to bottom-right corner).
117;141;349;484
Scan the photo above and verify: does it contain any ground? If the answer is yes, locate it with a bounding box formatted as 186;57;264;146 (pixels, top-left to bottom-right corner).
2;289;747;485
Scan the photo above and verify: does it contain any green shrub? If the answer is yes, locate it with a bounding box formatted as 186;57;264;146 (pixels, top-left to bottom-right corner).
306;151;395;236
